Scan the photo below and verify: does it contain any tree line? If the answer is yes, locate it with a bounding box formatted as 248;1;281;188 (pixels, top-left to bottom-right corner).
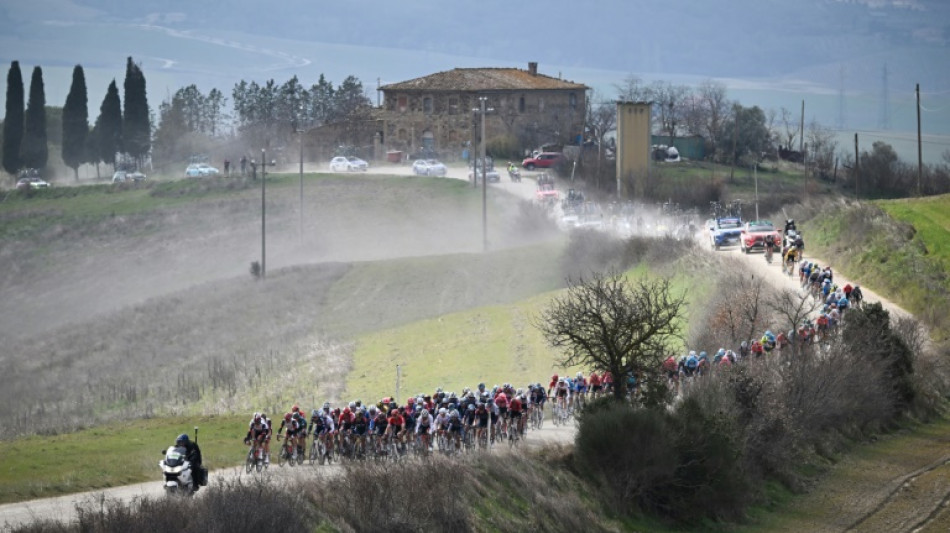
2;58;150;181
152;73;372;165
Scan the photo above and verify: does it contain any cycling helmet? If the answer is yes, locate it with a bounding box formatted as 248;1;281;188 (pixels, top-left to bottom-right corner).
348;402;356;409
577;372;583;378
253;412;261;421
284;413;292;421
689;350;696;356
439;407;447;415
478;382;485;389
551;374;558;381
176;433;189;445
699;351;707;358
355;399;362;407
407;397;416;405
717;348;726;357
369;406;377;414
450;411;459;418
323;402;331;409
292;404;299;413
311;409;318;416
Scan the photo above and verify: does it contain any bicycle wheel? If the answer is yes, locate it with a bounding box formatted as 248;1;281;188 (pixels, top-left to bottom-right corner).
309;441;318;465
245;448;254;474
317;440;328;465
277;444;287;467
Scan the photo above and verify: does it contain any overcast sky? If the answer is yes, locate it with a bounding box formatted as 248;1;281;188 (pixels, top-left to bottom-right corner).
2;0;948;146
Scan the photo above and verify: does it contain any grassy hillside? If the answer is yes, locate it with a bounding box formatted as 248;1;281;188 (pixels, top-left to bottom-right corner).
801;195;950;341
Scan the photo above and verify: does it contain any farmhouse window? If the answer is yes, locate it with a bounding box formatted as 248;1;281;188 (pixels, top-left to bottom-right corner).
398;96;408;113
519;96;525;113
423;97;433;114
448;97;459;115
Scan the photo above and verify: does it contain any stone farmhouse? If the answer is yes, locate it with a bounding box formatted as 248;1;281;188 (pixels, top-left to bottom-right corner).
375;62;589;158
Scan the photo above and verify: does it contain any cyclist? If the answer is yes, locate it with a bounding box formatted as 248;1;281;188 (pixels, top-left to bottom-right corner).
509;392;525;438
588;371;602;399
416;408;434;452
352;409;369;455
684;351;699;379
552;377;570;420
573;372;587;408
602;371;614;395
850;285;864;307
244;413;271;464
474;402;490;447
276;412;304;459
370;407;389;454
446;410;463;452
291;408;308;457
493;389;509;436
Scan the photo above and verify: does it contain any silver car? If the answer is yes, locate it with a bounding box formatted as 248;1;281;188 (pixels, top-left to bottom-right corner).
412;159;447;176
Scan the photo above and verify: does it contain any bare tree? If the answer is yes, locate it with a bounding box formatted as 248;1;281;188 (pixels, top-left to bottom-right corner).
615;75;652;102
536;273;686;401
805;119;838;181
766;288;820;354
780;107;798;151
697;80;729;159
650;81;690;140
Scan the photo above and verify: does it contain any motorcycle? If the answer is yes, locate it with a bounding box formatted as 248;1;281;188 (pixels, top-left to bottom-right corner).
507;166;521;182
159;445;197;496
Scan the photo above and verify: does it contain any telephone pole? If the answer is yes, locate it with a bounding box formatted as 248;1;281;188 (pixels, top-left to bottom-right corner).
916;83;923;196
261;148;267;279
854;133;859;199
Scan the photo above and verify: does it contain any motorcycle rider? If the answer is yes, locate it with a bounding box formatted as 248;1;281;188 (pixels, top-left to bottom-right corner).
174;433;205;490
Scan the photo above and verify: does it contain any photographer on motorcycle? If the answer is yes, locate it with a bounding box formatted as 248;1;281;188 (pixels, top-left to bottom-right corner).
174;433;206;490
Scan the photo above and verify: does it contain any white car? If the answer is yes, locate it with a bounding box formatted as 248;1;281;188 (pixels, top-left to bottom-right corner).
412;159;447;176
329;156;368;172
185;164;219;178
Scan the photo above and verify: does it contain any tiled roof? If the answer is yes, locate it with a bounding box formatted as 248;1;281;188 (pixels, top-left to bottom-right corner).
380;67;588;92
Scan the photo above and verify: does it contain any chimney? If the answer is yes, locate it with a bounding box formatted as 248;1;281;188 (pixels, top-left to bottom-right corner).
528;62;538;76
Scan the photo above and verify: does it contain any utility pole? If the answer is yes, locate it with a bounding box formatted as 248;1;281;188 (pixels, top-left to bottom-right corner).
854;133;859;199
261;148;267;279
729;104;738;182
799;100;805;154
299;128;304;239
916;83;923;197
480;96;488;252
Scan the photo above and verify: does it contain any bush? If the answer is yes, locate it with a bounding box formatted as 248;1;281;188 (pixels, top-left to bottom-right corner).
575;401;676;514
575;398;751;523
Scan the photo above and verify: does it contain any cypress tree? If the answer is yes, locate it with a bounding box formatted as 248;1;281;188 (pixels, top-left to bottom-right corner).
21;66;48;171
62;65;88;181
96;80;122;169
122;57;150;162
2;61;24;176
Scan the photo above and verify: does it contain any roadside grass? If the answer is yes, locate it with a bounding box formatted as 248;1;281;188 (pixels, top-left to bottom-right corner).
0;414;245;505
733;417;950;532
802;196;950;340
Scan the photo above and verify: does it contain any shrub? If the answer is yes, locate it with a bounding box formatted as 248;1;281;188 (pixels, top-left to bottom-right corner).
574;401;676;514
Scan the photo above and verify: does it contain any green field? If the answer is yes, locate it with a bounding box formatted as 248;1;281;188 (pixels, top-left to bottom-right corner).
877;193;950;277
0;415;245;504
802;194;950;340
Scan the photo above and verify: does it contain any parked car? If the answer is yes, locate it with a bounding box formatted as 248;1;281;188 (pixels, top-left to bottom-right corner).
522;152;563;171
329;156;369;172
740;220;782;253
709;217;743;250
15;177;50;190
112;171;147;184
185;163;219;178
411;159;448;176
